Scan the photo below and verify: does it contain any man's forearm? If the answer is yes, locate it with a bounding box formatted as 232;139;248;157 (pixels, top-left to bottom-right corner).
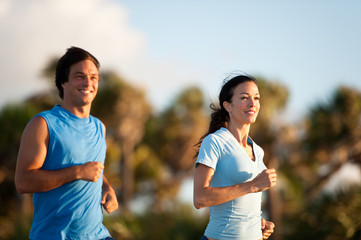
15;166;81;194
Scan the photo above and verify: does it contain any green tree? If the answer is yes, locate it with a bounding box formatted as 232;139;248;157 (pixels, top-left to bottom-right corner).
141;86;208;211
284;85;361;239
0;103;39;239
251;77;289;240
286;186;361;240
302;86;361;198
0;56;62;239
92;71;151;213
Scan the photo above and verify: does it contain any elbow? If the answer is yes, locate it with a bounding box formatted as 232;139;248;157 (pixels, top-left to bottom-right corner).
193;200;200;209
193;196;206;209
15;176;29;194
15;183;26;194
17;189;27;195
193;202;202;210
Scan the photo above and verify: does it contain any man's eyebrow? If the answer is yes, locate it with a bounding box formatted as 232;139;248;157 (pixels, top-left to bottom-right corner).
239;92;260;95
73;71;85;75
73;71;98;76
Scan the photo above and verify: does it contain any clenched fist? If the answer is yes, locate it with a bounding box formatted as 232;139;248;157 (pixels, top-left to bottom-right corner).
251;169;277;193
78;161;104;182
262;218;275;239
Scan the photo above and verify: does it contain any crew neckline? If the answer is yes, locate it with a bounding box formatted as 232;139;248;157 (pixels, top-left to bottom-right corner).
55;105;90;123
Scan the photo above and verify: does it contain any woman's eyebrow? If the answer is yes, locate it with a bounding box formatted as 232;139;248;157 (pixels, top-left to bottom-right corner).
239;92;260;95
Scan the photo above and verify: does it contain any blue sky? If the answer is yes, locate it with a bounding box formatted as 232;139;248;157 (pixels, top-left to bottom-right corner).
1;0;360;122
118;1;361;121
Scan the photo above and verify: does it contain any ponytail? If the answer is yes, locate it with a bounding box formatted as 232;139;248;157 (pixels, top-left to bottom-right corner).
193;103;229;158
208;103;229;134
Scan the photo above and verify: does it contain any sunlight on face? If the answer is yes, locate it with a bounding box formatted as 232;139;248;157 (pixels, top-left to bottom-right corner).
224;81;260;125
62;60;99;107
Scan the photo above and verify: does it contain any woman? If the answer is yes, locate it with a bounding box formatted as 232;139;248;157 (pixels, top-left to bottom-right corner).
193;74;277;240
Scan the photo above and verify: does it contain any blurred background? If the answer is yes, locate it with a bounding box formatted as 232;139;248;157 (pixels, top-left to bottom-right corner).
1;0;361;239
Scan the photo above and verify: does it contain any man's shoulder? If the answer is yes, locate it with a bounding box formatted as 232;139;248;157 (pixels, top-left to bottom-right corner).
89;114;104;126
35;106;57;118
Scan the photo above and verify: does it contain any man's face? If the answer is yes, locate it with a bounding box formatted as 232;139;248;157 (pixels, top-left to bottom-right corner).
62;60;99;107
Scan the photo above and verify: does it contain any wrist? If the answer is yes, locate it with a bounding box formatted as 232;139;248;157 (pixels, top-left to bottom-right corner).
248;181;258;193
73;165;82;180
102;180;112;192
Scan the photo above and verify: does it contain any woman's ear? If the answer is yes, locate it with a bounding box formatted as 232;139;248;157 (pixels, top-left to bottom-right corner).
223;101;231;113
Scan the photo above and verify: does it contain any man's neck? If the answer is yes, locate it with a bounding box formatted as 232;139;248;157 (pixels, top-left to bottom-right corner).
60;103;91;118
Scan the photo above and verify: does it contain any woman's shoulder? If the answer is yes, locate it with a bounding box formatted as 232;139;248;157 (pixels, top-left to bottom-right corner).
203;128;232;147
209;127;230;138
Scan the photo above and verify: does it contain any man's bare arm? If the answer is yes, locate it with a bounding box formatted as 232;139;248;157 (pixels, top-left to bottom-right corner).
15;116;104;194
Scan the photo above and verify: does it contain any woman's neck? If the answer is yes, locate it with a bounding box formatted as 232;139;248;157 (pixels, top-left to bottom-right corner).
227;122;250;147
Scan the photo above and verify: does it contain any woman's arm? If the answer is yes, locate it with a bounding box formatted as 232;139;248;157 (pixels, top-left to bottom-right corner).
193;164;276;209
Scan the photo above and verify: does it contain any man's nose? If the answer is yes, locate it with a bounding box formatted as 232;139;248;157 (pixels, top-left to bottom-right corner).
83;75;91;85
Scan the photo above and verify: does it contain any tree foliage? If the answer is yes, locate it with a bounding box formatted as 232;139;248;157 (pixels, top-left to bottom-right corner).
1;57;361;239
283;86;361;240
92;71;151;212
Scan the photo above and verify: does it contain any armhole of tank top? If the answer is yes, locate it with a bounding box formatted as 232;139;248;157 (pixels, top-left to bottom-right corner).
36;115;50;146
101;121;106;138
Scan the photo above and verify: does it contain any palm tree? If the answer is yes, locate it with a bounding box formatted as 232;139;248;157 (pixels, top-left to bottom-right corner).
251;77;289;240
303;86;361;198
92;71;151;213
284;85;361;239
142;86;208;211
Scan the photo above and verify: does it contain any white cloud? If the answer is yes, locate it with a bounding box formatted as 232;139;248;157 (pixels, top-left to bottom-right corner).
0;0;205;112
0;0;10;16
0;0;147;107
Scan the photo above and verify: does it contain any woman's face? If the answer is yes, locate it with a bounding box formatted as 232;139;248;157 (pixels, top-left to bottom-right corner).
223;81;260;125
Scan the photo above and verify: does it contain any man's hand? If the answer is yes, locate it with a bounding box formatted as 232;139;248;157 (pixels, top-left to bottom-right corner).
101;187;119;213
262;218;275;239
79;161;104;182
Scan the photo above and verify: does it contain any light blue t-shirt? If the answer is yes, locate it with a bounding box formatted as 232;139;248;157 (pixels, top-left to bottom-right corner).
30;105;110;240
196;127;267;240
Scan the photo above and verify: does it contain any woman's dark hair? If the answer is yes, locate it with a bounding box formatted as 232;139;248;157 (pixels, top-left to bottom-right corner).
55;46;100;99
194;74;258;158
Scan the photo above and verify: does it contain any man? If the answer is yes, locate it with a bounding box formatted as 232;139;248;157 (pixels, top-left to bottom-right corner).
15;47;118;240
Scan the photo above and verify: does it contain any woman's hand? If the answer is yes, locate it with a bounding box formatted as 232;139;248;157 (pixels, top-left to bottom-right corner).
262;218;275;239
251;169;277;193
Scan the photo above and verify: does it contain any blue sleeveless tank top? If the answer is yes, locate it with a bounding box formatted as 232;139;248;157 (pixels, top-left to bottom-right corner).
29;105;110;240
